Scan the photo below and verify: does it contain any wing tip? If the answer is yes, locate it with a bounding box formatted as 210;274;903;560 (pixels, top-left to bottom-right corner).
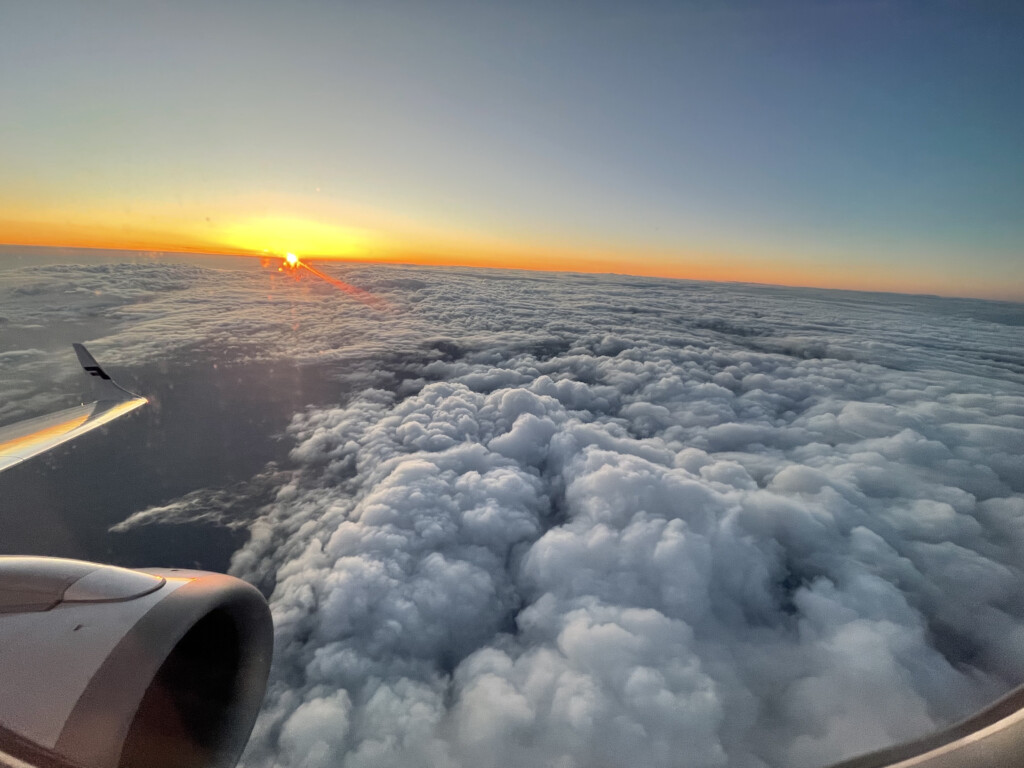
72;343;141;398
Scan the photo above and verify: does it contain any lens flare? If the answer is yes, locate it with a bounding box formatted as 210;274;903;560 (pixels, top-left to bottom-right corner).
300;261;390;310
270;253;389;310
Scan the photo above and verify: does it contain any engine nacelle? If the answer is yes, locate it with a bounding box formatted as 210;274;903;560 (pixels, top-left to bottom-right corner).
0;557;272;768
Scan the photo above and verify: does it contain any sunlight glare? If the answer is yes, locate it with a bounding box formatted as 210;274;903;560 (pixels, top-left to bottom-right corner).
219;216;372;257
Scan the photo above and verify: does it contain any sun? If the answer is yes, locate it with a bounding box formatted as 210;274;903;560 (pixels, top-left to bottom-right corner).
277;252;303;273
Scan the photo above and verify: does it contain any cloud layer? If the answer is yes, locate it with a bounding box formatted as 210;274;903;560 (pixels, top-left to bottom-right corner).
229;334;1023;768
2;254;1023;767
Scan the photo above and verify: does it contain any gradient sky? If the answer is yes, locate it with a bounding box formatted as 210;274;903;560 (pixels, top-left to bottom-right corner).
1;0;1022;299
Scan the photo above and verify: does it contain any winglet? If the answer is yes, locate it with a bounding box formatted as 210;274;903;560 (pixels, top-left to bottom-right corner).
73;343;143;401
0;347;147;473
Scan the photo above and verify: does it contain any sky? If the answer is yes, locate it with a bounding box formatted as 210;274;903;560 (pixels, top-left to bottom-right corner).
1;0;1022;299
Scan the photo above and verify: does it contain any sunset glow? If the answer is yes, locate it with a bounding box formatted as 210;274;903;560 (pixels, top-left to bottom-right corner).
0;3;1020;301
219;217;373;259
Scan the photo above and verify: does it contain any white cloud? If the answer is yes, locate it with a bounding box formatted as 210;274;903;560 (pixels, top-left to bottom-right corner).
230;339;1021;766
2;254;1023;766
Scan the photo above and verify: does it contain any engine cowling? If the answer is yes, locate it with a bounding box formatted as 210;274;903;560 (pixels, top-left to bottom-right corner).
0;557;272;768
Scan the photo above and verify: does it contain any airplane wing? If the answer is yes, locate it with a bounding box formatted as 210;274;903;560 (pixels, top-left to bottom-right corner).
0;345;147;473
0;350;272;768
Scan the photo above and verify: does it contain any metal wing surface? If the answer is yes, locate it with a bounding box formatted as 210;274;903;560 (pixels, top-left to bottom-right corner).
0;345;147;473
0;398;147;472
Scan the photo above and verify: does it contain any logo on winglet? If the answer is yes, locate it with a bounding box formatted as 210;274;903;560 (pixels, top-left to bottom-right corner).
83;366;112;381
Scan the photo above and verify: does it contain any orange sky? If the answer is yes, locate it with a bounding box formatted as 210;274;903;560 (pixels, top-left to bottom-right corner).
1;204;1019;301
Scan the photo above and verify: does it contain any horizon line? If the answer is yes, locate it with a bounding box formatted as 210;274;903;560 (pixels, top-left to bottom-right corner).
1;240;1021;306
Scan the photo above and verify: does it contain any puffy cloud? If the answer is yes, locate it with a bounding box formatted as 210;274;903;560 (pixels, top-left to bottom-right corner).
228;334;1021;767
2;253;1023;766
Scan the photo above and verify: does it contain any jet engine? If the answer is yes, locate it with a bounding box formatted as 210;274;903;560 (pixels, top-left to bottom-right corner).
0;557;272;768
